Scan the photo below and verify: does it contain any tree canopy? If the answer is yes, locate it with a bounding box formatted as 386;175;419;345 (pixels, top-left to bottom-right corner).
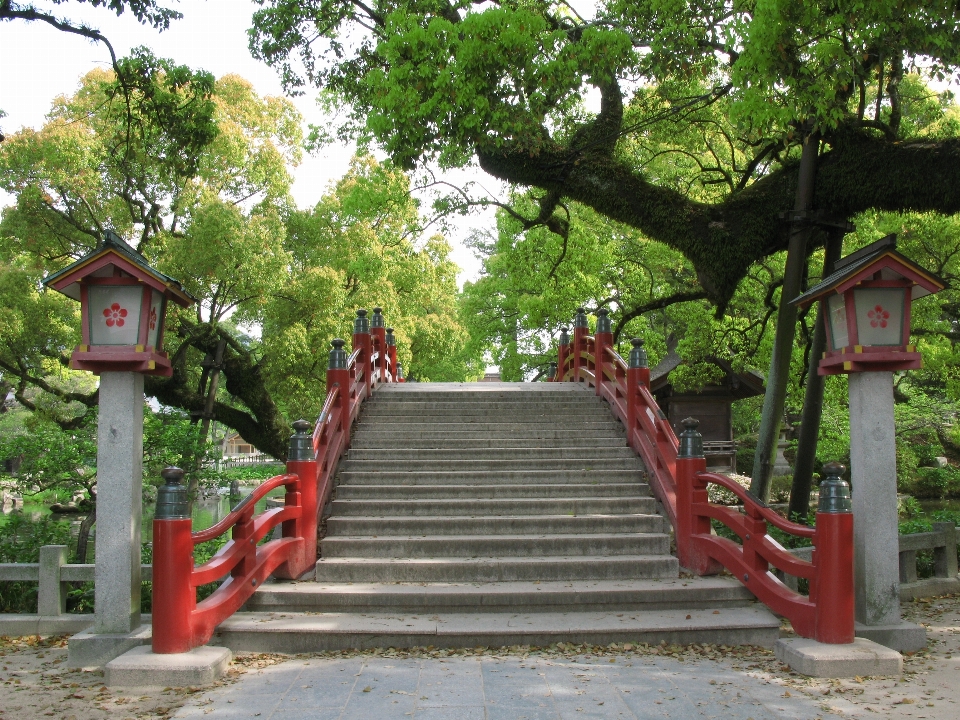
250;0;960;308
0;56;480;458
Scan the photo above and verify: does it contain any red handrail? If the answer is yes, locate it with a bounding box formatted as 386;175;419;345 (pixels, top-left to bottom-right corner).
553;317;854;644
152;309;401;654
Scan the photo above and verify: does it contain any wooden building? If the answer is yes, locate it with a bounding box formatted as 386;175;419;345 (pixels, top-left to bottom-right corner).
649;344;765;472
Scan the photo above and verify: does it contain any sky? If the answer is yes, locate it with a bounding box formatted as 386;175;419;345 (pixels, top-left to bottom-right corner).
0;0;490;282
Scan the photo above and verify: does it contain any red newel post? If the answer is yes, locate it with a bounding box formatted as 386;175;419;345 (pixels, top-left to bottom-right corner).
276;420;319;579
594;308;613;397
626;339;648;447
327;338;351;447
813;462;855;643
572;308;588;383
557;327;570;381
352;309;372;399
386;327;398;382
675;418;712;574
152;467;197;654
371;307;387;385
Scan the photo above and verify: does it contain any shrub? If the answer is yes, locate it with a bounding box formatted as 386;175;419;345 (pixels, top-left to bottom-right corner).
0;513;74;613
221;464;285;483
906;466;960;499
769;475;793;503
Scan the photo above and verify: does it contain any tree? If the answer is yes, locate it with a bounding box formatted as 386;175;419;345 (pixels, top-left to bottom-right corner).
1;59;479;458
250;1;960;307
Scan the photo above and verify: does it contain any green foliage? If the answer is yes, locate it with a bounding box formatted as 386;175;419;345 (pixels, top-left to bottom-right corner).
221;464;285;483
904;467;960;501
0;416;97;499
0;513;74;613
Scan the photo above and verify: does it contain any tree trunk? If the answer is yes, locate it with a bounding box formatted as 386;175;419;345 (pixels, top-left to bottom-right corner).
187;337;226;506
788;229;845;521
750;132;820;501
76;501;96;564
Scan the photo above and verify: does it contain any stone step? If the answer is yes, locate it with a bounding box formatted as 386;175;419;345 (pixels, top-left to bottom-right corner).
350;431;627;451
325;514;665;536
337;469;644;485
314;555;679;583
346;446;638;461
334;483;650;500
350;433;625;448
216;606;779;653
338;457;643;472
329;497;657;516
362;400;610;413
320;533;670;559
354;420;622;431
247;577;756;614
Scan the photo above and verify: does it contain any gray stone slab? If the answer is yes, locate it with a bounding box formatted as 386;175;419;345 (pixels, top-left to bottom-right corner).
94;371;144;635
775;637;902;677
104;645;231;687
854;619;927;652
67;623;150;669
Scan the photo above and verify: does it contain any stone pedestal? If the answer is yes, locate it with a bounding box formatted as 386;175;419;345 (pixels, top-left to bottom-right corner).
69;371;145;666
848;371;925;651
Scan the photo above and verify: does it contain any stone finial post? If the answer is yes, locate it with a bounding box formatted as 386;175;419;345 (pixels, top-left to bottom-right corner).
813;462;855;644
385;327;399;381
276;420;318;579
557;327;570;381
352;309;373;398
151;467;195;654
625;338;649;448
675;418;709;573
370;308;387;384
572;309;588;382
327;339;351;445
594;309;613;397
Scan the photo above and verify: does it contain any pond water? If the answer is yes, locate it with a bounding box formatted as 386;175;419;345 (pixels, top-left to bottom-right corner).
1;485;287;545
918;498;960;514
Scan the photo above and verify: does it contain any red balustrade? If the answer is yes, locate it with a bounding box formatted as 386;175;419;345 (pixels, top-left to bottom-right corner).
152;308;401;654
553;313;854;644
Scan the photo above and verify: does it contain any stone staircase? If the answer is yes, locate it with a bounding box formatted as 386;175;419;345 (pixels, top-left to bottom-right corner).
217;383;778;652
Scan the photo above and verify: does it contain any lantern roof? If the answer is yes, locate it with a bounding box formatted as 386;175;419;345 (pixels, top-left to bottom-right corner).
43;230;195;307
792;234;944;309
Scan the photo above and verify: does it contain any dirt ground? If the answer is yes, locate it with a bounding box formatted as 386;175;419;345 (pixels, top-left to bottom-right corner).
0;593;957;719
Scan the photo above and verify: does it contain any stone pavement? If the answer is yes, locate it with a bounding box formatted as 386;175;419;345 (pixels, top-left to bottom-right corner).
172;652;834;720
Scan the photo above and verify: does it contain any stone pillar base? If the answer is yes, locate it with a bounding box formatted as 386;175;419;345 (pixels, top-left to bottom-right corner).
67;624;151;669
775;637;902;677
105;645;232;688
854;620;927;652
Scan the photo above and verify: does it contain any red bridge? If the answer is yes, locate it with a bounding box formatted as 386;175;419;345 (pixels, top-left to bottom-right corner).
151;307;853;654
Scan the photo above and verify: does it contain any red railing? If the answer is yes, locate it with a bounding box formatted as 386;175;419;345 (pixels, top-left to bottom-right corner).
552;308;854;644
152;308;401;653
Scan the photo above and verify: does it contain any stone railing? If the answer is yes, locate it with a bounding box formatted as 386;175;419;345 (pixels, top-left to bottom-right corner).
781;523;960;600
0;545;151;635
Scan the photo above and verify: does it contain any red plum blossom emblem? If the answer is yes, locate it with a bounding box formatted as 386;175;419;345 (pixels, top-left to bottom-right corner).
103;302;128;327
868;304;889;329
149;306;157;330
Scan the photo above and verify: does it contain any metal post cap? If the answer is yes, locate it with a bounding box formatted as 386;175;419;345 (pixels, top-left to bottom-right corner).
559;327;570;345
371;307;385;328
573;308;589;328
328;338;348;369
596;308;611;333
818;462;852;513
396;363;404;379
677;417;704;459
155;466;190;519
385;327;396;346
548;361;558;379
628;338;648;369
354;308;369;334
288;419;314;461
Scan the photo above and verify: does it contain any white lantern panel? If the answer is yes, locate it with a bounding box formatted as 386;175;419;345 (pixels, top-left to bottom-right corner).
854;287;906;346
147;290;164;349
826;294;848;349
89;285;142;346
